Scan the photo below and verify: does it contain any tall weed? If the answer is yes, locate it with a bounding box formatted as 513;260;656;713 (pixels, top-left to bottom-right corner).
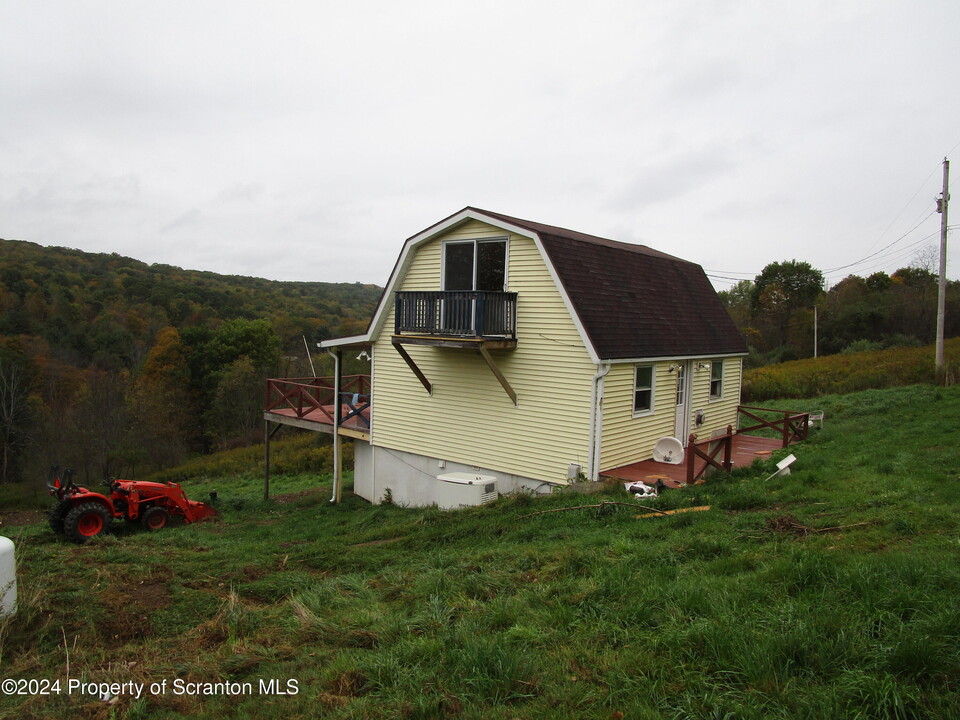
744;337;960;400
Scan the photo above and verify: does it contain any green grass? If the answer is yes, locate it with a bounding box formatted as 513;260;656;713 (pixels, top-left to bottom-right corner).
2;384;960;719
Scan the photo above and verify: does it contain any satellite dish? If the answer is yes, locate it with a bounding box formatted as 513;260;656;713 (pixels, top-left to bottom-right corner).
653;437;684;465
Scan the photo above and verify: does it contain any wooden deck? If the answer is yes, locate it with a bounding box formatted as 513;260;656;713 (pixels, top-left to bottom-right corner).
601;434;788;488
265;403;371;440
264;376;371;440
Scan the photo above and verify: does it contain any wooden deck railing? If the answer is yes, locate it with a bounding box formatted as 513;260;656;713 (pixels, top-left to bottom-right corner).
265;375;371;427
686;426;734;485
737;405;810;447
683;407;811;485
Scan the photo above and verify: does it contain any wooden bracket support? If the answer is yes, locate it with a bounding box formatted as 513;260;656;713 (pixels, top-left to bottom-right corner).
477;346;518;406
392;342;433;394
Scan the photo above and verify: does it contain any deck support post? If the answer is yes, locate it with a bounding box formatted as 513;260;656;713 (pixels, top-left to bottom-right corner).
723;425;733;472
264;421;283;501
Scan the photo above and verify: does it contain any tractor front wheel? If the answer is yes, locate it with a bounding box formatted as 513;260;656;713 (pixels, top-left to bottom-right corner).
140;506;170;531
63;503;111;543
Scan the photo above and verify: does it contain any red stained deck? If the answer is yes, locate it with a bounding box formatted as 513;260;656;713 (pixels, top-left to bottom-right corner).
266;403;371;436
600;434;784;488
264;376;371;439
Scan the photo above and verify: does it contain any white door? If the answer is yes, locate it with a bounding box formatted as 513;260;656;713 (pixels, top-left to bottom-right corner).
674;362;692;443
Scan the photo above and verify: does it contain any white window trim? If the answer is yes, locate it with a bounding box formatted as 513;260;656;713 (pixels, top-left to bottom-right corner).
709;360;724;401
440;236;510;291
632;364;656;417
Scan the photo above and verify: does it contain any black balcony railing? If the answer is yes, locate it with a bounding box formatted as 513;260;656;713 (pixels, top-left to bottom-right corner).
394;291;517;338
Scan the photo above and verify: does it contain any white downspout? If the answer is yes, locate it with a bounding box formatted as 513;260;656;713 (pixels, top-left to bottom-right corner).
588;363;611;481
327;349;341;504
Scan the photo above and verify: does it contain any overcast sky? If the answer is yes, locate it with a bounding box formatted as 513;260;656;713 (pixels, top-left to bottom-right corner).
2;1;959;291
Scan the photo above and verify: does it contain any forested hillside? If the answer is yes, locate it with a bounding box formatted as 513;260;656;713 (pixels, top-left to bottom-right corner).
720;259;960;367
0;239;381;484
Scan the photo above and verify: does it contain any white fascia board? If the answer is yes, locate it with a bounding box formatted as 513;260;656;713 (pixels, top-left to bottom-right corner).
319;335;372;349
606;351;748;364
364;208;480;341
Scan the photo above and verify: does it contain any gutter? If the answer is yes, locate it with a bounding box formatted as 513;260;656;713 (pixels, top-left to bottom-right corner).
588;362;611;481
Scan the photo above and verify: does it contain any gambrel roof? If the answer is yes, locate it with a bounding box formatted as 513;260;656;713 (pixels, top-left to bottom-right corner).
326;207;748;361
473;208;748;360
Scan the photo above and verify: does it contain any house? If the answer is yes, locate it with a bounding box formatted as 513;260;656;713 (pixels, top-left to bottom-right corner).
304;207;749;506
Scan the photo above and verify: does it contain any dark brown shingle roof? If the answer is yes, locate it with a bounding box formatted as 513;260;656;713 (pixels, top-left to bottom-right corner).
469;208;748;360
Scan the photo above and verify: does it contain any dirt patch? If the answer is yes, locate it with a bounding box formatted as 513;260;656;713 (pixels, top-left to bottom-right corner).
765;515;814;536
96;567;174;645
764;514;877;537
241;565;266;581
273;488;325;504
329;669;369;697
0;509;45;527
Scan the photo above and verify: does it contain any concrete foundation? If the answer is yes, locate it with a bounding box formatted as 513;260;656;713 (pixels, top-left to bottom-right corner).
352;441;556;507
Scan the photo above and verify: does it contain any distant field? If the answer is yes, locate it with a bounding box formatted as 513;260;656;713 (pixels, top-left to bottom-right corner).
2;384;960;719
743;336;960;401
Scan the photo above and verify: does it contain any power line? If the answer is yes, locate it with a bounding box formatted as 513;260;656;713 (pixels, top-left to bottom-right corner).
822;230;941;281
708;152;960;289
822;211;937;274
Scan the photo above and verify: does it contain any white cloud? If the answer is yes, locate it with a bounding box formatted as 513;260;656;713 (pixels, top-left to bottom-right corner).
1;0;958;287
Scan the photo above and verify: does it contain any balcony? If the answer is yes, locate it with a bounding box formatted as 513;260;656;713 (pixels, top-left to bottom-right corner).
393;291;517;349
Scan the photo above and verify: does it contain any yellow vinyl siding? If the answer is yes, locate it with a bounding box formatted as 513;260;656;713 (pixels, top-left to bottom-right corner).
600;357;743;471
600;362;677;472
686;358;741;440
372;221;596;484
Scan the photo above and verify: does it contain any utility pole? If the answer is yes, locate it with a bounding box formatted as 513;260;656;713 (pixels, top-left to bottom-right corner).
813;305;818;358
936;158;950;383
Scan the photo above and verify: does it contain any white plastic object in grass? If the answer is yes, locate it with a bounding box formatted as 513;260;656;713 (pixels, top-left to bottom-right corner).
0;536;15;617
765;454;797;481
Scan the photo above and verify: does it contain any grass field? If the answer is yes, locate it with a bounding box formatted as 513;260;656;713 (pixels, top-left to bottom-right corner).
2;384;960;719
743;337;960;401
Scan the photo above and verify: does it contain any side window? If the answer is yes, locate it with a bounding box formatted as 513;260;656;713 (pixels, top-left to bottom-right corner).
633;365;654;414
710;360;723;399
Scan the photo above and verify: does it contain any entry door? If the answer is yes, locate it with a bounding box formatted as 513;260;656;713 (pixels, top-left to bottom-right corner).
674;362;692;443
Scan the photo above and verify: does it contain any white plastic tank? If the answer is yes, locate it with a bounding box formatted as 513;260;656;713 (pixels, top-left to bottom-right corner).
0;536;16;617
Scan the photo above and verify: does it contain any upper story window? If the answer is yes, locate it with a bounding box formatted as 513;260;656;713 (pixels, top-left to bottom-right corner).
710;360;723;399
443;239;506;292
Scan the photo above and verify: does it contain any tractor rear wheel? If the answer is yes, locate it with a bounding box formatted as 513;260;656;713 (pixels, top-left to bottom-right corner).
140;506;170;531
48;501;72;534
63;503;111;543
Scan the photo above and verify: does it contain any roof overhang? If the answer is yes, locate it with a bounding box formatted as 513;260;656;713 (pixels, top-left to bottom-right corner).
319;335;373;351
605;351;749;364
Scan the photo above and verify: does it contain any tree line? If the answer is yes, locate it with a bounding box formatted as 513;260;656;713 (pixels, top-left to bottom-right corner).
0;239;381;484
719;257;960;367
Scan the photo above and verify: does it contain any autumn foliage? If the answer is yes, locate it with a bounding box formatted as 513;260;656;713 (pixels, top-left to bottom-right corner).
0;239;380;483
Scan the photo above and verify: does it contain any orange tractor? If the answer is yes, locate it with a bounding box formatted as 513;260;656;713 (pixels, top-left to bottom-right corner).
47;466;217;543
